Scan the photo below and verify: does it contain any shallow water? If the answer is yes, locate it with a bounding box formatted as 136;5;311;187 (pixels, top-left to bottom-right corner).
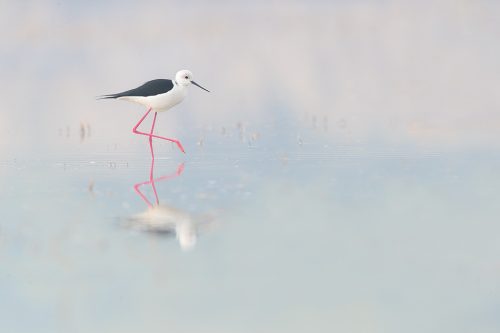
2;121;500;332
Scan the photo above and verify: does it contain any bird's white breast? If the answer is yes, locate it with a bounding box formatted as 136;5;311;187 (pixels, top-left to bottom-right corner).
119;84;187;112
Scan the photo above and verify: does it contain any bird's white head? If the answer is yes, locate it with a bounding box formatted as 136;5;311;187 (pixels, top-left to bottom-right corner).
175;69;210;92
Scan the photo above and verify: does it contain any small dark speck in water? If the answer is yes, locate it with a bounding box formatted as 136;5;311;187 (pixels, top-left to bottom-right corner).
88;180;95;197
80;122;86;142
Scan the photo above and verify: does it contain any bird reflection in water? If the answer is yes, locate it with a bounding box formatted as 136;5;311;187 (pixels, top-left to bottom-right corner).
125;124;215;250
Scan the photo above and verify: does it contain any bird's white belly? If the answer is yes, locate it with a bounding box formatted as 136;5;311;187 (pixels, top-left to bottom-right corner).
119;87;187;112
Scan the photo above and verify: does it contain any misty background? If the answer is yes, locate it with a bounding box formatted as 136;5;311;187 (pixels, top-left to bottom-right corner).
1;1;500;333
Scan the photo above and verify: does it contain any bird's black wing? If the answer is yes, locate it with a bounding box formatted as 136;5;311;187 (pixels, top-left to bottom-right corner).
99;79;174;99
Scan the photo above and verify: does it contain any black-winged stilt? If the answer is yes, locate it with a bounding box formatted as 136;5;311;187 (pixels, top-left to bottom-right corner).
99;70;209;153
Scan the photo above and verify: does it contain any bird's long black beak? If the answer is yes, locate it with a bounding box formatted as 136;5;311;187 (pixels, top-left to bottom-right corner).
191;81;210;92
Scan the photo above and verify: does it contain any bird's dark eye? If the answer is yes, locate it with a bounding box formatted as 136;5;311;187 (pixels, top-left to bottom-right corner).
185;76;189;79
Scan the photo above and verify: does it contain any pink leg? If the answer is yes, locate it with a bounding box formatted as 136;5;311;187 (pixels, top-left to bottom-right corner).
132;108;186;154
148;110;157;160
148;112;160;205
134;113;158;208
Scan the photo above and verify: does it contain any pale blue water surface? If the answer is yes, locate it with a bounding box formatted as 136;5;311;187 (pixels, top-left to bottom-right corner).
1;1;500;332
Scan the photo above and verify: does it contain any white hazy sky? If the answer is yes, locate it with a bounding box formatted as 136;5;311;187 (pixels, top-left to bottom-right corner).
1;0;500;154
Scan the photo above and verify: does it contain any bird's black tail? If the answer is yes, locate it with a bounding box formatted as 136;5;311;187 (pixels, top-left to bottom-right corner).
96;94;119;100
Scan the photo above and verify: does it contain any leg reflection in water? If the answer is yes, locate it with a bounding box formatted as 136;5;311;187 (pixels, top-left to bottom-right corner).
133;162;185;209
127;139;215;250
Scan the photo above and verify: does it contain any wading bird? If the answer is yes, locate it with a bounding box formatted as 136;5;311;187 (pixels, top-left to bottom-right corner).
99;70;209;153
